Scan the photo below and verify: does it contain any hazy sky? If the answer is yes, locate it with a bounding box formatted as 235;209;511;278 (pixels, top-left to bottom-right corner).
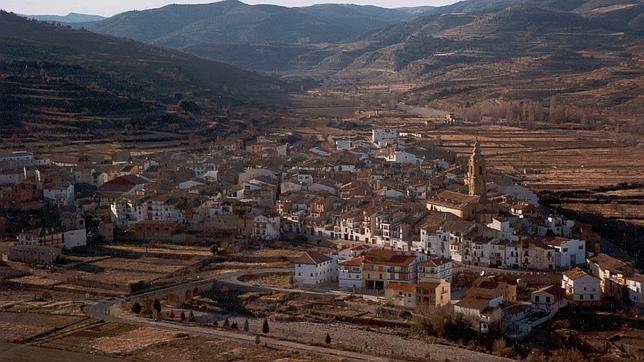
3;0;459;16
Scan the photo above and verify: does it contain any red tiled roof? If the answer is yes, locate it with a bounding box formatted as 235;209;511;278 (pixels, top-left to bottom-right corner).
386;282;417;293
563;267;589;280
544;237;575;247
587;253;628;271
417;281;442;290
427;190;480;209
293;251;331;265
99;175;147;193
456;297;491;312
419;257;450;268
340;257;364;267
363;249;417;267
532;285;564;300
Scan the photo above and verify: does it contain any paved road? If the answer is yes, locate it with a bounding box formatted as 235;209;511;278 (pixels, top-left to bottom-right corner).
218;268;384;301
131;268;380;301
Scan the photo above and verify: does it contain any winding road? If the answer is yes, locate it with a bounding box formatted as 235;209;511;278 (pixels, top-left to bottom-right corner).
86;268;508;362
86;269;389;361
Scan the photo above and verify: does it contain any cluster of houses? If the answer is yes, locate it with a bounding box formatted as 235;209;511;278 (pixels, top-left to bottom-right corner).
284;130;642;337
285;138;593;273
1;128;641;330
294;244;642;337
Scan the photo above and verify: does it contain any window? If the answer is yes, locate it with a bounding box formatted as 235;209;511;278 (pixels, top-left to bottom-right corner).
546;296;551;303
534;296;540;302
578;245;583;250
310;273;313;277
298;272;301;276
580;294;584;300
590;294;594;300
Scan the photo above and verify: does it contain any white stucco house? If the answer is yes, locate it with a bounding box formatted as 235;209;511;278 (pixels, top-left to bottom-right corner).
531;285;567;313
43;183;75;206
385;150;418;164
417;257;453;282
562;267;601;303
293;251;336;285
547;238;585;269
372;129;398;148
338;256;364;289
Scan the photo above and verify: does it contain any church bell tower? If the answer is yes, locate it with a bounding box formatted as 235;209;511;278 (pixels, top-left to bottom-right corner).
467;140;487;197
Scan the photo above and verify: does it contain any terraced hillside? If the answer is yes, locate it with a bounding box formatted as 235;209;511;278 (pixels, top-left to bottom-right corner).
329;1;643;120
0;11;290;142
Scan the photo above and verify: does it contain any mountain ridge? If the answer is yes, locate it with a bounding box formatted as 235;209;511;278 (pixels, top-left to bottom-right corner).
86;1;414;45
21;12;106;23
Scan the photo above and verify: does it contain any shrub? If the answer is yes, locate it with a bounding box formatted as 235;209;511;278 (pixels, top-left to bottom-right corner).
223;318;230;328
153;299;162;314
325;333;331;344
526;348;547;362
180;311;186;321
413;317;431;334
262;319;269;334
243;319;249;332
131;302;142;314
129;280;148;293
492;338;507;355
179;100;201;114
230;321;238;329
551;348;588;362
189;311;195;322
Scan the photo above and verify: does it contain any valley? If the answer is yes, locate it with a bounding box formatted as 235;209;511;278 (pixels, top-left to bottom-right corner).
0;1;643;361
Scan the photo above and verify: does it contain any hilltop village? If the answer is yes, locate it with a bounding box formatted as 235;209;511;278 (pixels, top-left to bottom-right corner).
0;128;642;359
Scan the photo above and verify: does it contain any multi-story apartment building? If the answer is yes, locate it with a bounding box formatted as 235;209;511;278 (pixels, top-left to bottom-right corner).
417;257;453;282
362;249;418;290
417;279;451;308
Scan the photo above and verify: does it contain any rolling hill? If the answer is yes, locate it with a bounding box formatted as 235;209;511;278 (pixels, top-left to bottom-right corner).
326;0;643;118
87;0;412;45
0;11;284;97
0;11;288;137
78;0;414;72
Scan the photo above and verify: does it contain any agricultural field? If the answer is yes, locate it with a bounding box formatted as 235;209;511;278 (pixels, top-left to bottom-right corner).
282;94;644;228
